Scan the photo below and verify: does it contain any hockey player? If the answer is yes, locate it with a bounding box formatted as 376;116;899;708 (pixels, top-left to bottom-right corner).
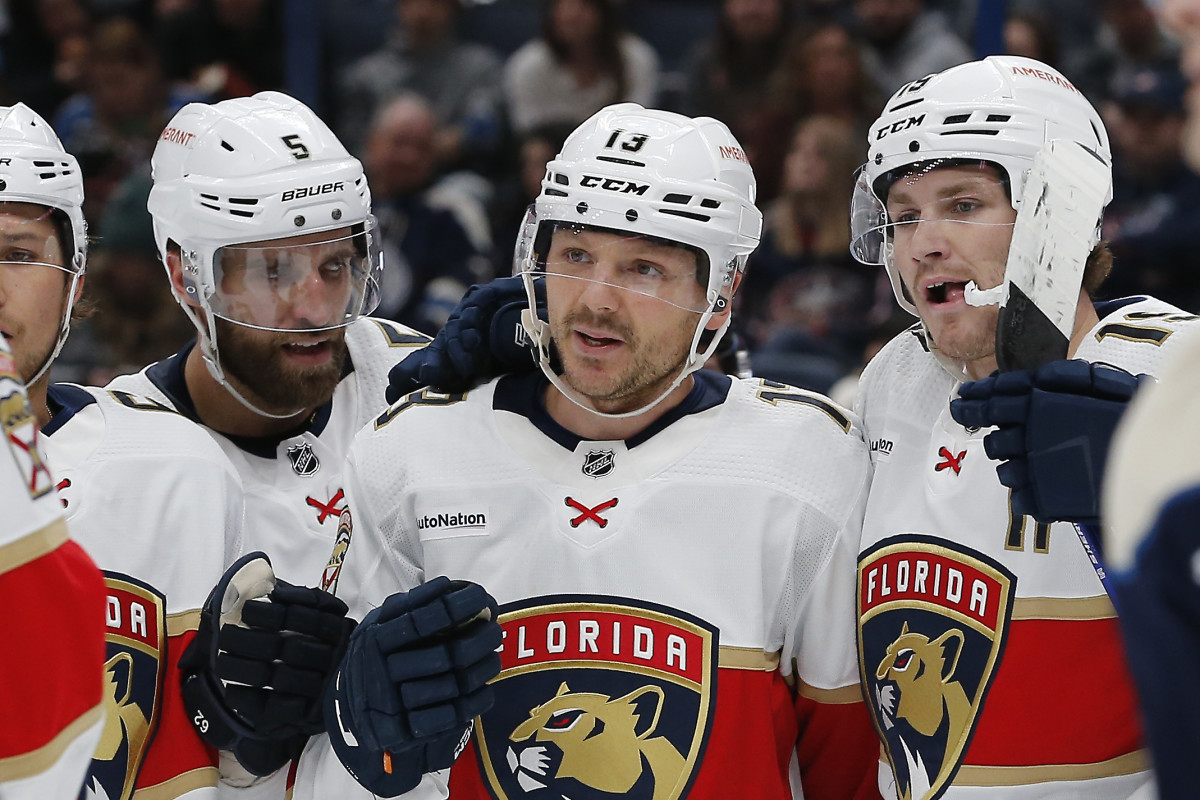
0;103;253;798
0;334;105;800
848;55;1199;799
107;92;504;795
326;103;882;799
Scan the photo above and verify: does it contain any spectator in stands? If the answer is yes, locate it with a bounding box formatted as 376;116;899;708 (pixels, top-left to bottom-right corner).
1003;10;1062;68
336;0;499;170
336;0;503;173
677;0;800;202
740;115;878;391
1064;0;1179;103
55;170;194;384
53;15;206;222
853;0;971;96
0;0;91;115
488;123;574;276
155;0;285;100
503;0;658;136
1102;64;1200;310
365;94;492;333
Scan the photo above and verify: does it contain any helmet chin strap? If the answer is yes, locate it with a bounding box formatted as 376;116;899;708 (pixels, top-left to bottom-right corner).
184;301;311;421
28;269;83;387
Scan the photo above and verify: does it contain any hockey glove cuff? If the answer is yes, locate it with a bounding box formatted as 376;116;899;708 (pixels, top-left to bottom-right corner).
951;359;1148;525
180;552;356;776
325;576;501;796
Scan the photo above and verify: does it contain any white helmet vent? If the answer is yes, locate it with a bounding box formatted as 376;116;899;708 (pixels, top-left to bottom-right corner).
595;154;646;168
197;193;261;220
660;208;710;223
31;159;75;180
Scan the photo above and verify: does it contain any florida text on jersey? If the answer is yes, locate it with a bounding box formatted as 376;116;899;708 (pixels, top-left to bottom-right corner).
855;296;1199;799
312;369;881;800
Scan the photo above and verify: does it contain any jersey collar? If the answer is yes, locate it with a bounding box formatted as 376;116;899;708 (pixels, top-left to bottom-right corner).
44;383;98;437
492;370;731;451
145;339;353;459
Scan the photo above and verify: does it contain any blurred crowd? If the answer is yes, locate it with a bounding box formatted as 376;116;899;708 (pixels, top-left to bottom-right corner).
3;0;1197;399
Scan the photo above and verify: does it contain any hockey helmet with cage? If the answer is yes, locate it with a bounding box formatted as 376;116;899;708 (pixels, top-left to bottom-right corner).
514;102;762;417
849;55;1112;315
0;103;88;385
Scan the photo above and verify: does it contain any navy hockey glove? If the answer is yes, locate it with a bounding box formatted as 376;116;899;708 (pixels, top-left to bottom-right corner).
180;552;356;776
385;276;539;402
325;576;501;797
950;359;1148;526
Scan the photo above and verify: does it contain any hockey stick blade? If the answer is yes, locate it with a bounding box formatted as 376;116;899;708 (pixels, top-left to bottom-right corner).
996;139;1112;371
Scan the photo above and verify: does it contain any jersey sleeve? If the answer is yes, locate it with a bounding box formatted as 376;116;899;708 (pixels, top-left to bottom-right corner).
787;428;882;800
0;349;106;799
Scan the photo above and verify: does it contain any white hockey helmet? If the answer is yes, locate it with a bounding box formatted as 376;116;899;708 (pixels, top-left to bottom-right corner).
514;103;762;416
148;91;383;416
0;102;88;385
849;55;1112;315
149;90;381;331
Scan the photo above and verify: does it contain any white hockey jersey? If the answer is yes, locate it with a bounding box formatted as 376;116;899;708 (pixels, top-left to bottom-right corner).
315;370;880;800
0;342;105;800
43;382;245;800
855;296;1198;800
107;318;429;588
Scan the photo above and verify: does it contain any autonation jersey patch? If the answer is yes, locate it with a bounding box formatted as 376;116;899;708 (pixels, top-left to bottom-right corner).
476;596;718;800
858;535;1016;800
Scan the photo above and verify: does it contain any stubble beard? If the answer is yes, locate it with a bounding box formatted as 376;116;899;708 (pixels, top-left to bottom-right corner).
552;307;695;413
213;317;348;413
926;304;999;367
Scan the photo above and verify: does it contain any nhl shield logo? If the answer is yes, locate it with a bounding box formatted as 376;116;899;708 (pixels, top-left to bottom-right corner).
287;442;320;476
858;535;1016;800
87;573;167;800
475;596;717;800
581;449;615;479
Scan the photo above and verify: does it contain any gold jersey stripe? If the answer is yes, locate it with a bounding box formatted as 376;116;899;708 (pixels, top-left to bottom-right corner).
132;765;219;799
953;749;1149;785
718;646;781;671
0;704;103;782
797;681;865;705
166;609;203;638
1011;594;1117;621
0;517;68;578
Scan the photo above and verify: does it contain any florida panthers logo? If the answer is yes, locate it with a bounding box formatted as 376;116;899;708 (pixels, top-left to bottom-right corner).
507;682;686;798
858;536;1016;800
475;596;717;800
86;574;166;800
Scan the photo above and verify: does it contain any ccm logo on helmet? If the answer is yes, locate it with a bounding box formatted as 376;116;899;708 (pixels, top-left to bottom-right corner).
579;175;648;195
281;182;345;202
875;114;926;140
